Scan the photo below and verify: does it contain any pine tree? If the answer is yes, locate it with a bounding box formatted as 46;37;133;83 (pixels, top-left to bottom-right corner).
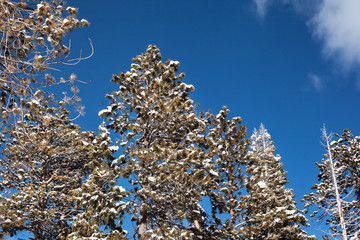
0;2;92;237
332;129;360;239
69;121;152;240
205;106;249;239
304;127;360;239
68;124;129;239
75;45;217;239
0;0;90;108
0;92;96;239
241;124;311;239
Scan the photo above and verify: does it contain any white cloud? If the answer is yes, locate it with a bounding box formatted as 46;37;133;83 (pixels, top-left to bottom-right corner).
311;0;360;69
252;0;360;71
308;73;323;91
253;0;271;20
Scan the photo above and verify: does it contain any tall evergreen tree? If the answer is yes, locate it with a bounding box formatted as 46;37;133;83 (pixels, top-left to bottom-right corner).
304;127;360;239
73;45;217;239
0;92;96;239
205;106;249;239
0;2;91;238
332;129;360;239
241;124;311;239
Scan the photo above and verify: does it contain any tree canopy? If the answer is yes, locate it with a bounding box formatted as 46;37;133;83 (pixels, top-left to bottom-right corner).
1;1;359;239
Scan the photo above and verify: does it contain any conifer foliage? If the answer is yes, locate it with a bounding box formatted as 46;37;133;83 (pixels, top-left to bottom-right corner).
205;107;249;239
69;124;129;240
304;127;360;240
241;124;311;239
0;1;92;238
76;45;217;239
0;92;96;239
0;0;90;108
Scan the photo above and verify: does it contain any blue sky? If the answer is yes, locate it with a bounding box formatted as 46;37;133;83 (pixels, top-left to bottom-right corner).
8;0;360;238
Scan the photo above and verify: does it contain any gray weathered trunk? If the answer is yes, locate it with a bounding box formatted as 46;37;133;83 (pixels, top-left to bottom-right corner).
323;127;348;240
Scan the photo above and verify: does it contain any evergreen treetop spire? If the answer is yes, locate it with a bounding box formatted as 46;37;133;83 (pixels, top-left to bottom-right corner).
241;124;312;239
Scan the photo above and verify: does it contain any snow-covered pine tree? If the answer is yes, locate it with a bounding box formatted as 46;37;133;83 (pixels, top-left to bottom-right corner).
0;0;90;110
332;129;360;239
93;45;217;239
241;124;311;239
303;127;360;239
205;106;249;239
0;92;96;239
0;2;91;237
68;124;129;239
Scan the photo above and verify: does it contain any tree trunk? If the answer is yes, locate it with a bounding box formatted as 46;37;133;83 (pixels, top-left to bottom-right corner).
229;208;236;231
138;203;147;238
194;219;202;232
228;178;236;232
33;228;44;240
323;127;348;240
